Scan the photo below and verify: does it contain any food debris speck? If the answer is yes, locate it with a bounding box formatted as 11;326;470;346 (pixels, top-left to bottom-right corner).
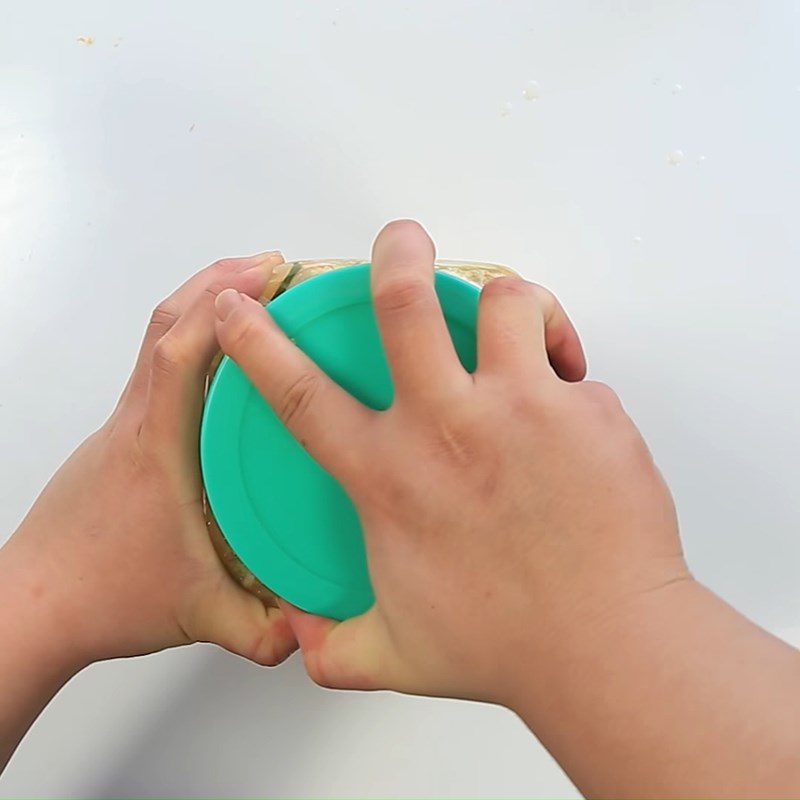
667;149;685;166
522;80;540;101
189;123;195;132
77;36;94;46
113;37;122;47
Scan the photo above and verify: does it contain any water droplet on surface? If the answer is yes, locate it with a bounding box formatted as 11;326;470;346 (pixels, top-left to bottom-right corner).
696;154;707;164
500;101;513;117
633;235;643;244
667;149;685;166
522;80;540;101
671;83;683;95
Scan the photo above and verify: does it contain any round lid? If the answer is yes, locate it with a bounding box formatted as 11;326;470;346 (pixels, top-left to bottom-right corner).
200;263;479;620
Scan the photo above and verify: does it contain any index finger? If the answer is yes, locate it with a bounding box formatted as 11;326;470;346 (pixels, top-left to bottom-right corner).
214;290;373;483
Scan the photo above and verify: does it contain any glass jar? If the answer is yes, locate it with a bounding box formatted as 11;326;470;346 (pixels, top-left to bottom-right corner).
204;259;519;606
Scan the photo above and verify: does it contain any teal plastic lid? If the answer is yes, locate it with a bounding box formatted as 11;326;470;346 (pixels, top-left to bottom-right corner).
200;263;479;620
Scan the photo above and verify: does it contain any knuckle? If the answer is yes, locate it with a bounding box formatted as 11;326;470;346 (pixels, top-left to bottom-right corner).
582;380;622;410
530;283;559;317
148;298;181;335
373;277;430;316
151;335;186;377
510;381;567;424
599;413;653;471
211;257;240;276
483;276;537;300
223;311;260;354
304;649;335;689
509;389;541;419
202;281;228;304
279;372;321;428
513;373;555;404
257;647;282;668
303;645;372;691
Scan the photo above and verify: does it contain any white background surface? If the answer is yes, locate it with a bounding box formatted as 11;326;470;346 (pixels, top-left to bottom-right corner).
1;1;799;797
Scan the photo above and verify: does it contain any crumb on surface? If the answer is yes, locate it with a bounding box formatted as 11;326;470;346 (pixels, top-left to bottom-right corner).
667;149;685;166
522;80;540;101
77;36;94;45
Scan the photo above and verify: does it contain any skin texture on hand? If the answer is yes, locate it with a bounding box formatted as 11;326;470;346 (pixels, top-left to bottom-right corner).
216;220;800;799
5;221;800;797
0;252;297;771
214;219;683;700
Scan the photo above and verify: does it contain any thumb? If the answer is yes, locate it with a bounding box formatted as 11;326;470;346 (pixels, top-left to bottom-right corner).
183;579;298;666
279;601;406;691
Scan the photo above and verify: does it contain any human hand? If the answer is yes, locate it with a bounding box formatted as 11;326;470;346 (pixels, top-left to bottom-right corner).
213;220;687;705
3;252;298;669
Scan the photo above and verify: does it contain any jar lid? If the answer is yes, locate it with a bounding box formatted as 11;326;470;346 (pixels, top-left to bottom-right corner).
200;263;479;620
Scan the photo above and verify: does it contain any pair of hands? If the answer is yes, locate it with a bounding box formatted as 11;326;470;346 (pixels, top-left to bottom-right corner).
11;220;800;799
4;220;684;706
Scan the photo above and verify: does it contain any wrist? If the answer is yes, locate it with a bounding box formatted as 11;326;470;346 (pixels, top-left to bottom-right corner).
500;568;800;798
0;531;100;770
502;563;700;717
0;530;98;677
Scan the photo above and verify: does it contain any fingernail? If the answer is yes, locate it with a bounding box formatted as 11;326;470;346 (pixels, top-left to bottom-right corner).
256;250;284;266
215;288;243;321
236;250;284;272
